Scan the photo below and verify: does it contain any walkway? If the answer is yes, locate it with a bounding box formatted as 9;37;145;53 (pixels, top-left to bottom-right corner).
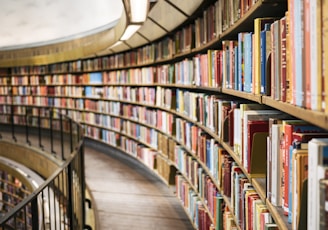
84;139;194;230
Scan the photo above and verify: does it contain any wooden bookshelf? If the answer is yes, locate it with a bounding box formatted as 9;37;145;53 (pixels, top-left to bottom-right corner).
251;177;266;202
222;88;262;103
262;95;328;130
266;199;290;230
3;0;326;229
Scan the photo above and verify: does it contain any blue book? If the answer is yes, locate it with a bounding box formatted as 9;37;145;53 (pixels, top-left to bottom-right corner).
206;139;211;170
238;33;246;91
84;86;93;97
89;72;102;84
260;24;271;94
244;32;253;93
288;145;294;224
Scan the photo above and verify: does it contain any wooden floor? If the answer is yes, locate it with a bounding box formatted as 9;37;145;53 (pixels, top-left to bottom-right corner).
84;139;194;230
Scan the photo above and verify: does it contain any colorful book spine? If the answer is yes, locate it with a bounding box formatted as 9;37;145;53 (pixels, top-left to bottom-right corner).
244;33;253;93
260;24;271;95
254;18;275;95
238;33;245;91
280;17;287;102
323;0;328;112
308;138;328;229
294;0;304;107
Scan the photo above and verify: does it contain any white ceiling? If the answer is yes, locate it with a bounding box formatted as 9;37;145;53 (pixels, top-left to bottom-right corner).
0;0;123;49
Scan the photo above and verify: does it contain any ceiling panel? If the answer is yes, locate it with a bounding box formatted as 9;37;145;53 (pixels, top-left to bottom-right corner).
125;33;149;48
167;0;203;16
147;0;187;32
137;19;167;41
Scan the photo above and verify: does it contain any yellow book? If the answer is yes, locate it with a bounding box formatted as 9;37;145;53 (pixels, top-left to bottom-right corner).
322;0;328;112
254;18;276;95
291;150;308;230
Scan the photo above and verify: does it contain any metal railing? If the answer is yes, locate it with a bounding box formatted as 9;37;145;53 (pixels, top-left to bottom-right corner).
0;106;88;230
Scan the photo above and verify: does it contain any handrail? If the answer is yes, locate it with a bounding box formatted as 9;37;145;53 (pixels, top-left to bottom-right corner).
0;106;86;229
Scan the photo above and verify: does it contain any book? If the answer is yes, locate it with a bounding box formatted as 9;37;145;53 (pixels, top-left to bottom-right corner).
323;0;328;112
214;194;224;230
310;1;322;111
260;23;271;95
319;178;328;229
238;32;246;91
291;149;308;229
294;0;305;107
242;110;281;171
243;33;253;93
280;16;287;102
282;121;324;215
270;123;283;206
308;138;328;229
247;120;269;173
254;18;276;95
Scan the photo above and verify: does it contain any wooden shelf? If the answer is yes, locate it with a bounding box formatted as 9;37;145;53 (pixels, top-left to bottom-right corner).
266;199;291;230
251;177;266;202
222;88;262;103
262;96;328;130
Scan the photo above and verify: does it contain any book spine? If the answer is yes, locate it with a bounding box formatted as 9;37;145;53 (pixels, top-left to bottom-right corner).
274;21;281;101
280;17;287;102
294;0;304;107
322;0;328;112
244;33;253;93
270;22;276;99
238;33;245;91
304;0;311;109
288;0;295;105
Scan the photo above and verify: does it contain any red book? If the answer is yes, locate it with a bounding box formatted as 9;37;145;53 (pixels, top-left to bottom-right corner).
283;122;324;215
247;194;260;230
247;120;269;173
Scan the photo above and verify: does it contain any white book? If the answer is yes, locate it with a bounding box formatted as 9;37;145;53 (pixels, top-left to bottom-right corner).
271;124;282;206
233;108;241;158
308;138;328;230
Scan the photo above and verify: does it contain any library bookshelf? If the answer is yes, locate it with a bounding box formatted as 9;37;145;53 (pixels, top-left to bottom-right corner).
0;0;327;229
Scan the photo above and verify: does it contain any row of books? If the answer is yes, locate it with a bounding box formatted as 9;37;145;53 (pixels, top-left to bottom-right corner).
85;126;158;171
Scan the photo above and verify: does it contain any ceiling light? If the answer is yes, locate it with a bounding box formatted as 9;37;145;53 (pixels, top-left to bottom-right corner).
129;0;148;23
120;24;141;40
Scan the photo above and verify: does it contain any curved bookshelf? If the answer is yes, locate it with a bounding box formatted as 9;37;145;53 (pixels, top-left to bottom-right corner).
4;0;327;229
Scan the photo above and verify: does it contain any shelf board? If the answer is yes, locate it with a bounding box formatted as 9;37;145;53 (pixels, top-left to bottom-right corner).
221;88;262;103
266;199;290;230
262;96;328;130
251;177;266;202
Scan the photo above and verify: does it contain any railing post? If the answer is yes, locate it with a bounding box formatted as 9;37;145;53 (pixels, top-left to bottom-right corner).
70;119;73;153
60;113;65;160
25;112;31;145
31;196;39;230
50;109;55;155
38;107;44;150
67;163;75;229
80;145;87;228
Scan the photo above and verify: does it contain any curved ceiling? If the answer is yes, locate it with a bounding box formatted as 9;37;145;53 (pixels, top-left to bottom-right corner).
0;0;204;67
0;0;123;49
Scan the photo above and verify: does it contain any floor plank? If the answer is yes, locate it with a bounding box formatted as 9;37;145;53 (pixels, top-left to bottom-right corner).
84;139;194;230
